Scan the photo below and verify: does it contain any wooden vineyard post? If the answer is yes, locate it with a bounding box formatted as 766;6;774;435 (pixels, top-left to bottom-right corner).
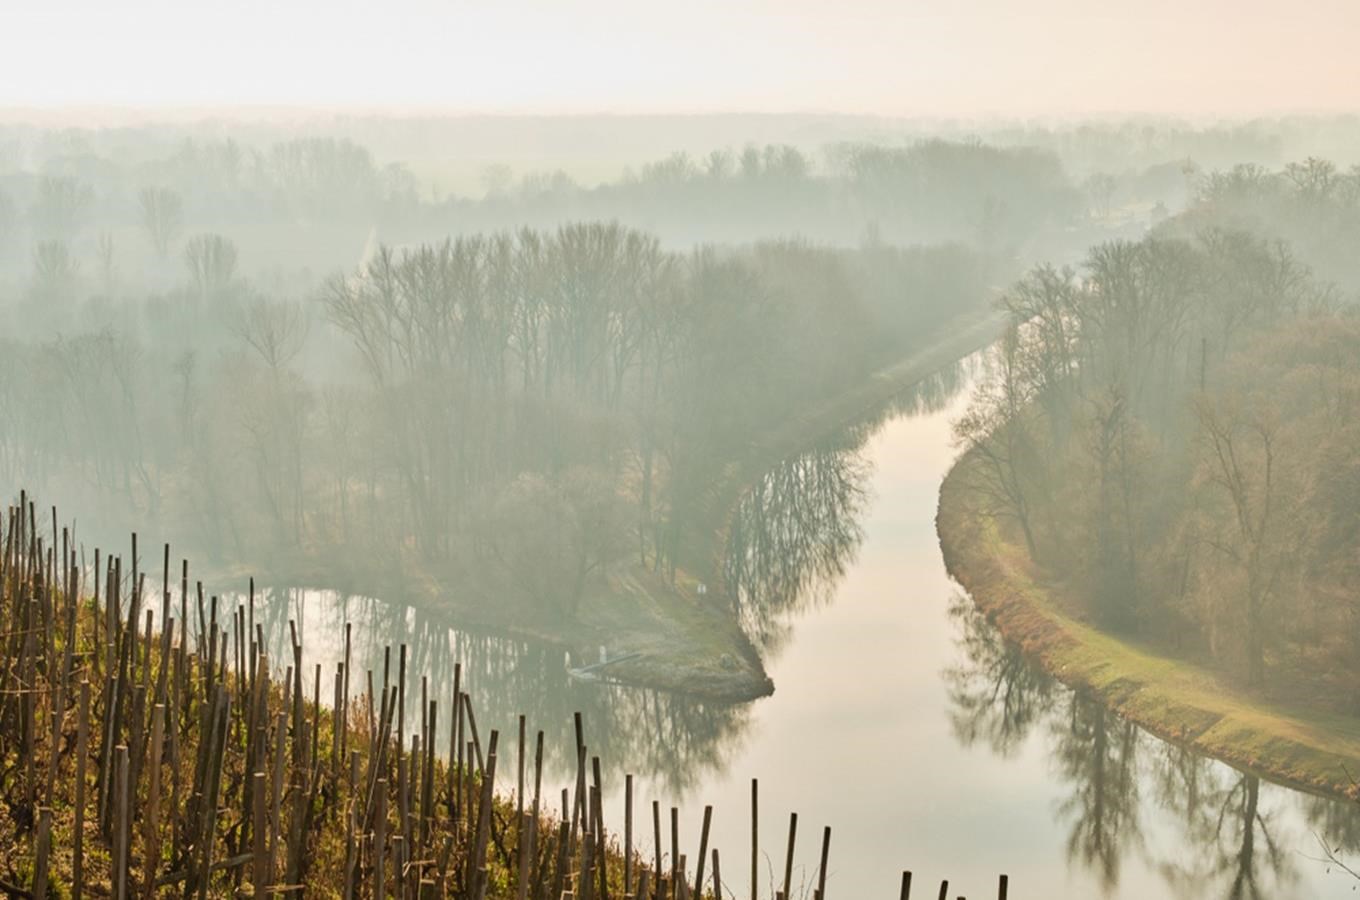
530;730;544;890
471;730;500;900
113;745;130;900
670;807;679;900
817;826;831;900
142;703;166;898
33;807;52;899
73;680;90;900
695;805;712;895
375;778;387;900
781;813;797;900
252;772;268;900
581;819;596;900
517;713;526;851
751;779;758;900
551;820;570;900
624;773;634;897
516;810;532;900
652;801;662;900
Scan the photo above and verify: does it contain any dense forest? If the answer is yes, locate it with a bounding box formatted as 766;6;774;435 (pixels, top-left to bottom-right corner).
955;157;1360;706
0;217;1002;624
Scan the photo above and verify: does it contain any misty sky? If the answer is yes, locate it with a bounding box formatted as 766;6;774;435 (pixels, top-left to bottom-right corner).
5;0;1359;116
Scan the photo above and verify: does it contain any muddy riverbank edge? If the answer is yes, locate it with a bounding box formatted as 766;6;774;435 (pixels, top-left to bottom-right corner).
937;449;1360;800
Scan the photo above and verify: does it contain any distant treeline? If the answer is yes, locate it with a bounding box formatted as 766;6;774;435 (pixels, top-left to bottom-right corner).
956;163;1360;703
1173;156;1360;289
0;222;1002;620
6;125;1358;328
0;133;1088;270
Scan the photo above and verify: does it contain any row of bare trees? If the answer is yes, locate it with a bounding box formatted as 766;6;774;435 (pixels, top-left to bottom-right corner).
314;225;888;603
1180;156;1360;290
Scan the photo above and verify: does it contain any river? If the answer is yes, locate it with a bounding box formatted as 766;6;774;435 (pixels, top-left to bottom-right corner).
243;349;1360;899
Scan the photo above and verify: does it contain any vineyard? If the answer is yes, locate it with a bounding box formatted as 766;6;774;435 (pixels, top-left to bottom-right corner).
0;494;1006;899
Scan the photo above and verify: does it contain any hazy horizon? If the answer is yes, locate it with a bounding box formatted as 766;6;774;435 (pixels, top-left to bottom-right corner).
8;0;1359;117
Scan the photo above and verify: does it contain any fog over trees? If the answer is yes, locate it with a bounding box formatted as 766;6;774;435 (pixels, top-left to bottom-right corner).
5;115;1360;650
957;167;1360;701
0;120;1080;606
0;165;1005;618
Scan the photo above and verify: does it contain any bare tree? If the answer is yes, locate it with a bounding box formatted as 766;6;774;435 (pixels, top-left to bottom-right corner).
1193;395;1302;688
96;231;116;295
139;186;184;257
29;239;81;306
1083;384;1145;630
480;163;513;197
28;175;92;239
485;468;630;618
234;297;309;372
1084;172;1118;219
1283;157;1339;208
183;233;239;305
0;190;16;256
953;324;1047;560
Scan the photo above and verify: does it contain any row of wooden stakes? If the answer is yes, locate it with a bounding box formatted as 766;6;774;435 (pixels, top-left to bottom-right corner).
0;493;1011;898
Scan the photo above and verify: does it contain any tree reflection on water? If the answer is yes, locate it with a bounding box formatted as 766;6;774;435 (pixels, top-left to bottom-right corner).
945;592;1055;757
943;596;1357;898
723;360;972;656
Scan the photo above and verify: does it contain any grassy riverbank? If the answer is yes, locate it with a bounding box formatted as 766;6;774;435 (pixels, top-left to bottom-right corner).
938;450;1360;799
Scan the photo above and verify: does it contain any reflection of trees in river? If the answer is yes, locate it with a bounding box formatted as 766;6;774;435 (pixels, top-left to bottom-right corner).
1153;758;1297;900
241;585;750;795
720;357;974;656
946;602;1145;889
1051;694;1144;890
723;440;869;655
943;596;1360;897
1302;791;1360;856
944;594;1054;756
886;357;974;420
1201;775;1289;900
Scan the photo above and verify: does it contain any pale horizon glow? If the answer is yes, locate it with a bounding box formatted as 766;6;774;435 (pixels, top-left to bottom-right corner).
4;0;1360;118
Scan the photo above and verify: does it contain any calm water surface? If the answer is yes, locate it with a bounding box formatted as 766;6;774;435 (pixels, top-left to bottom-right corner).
241;353;1360;899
